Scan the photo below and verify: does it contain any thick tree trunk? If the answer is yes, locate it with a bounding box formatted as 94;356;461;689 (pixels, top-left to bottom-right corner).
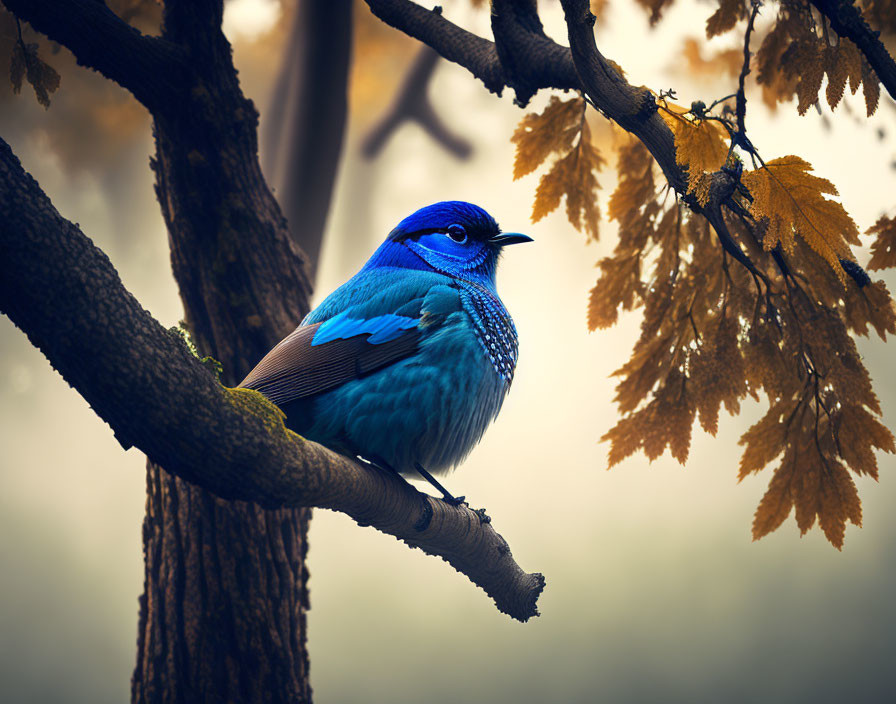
132;3;315;702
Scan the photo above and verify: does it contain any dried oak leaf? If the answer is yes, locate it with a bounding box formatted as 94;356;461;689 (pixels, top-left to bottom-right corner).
608;139;656;227
867;215;896;271
835;403;896;480
532;118;604;240
788;37;825;115
689;315;746;435
741;156;859;281
752;459;796;540
817;462;862;549
757;23;800;108
662;108;728;196
588;253;644;330
511;96;582;180
603;368;695;466
861;56;881;117
738;398;800;480
840;38;864;94
706;0;744;38
824;45;848;110
841;279;896;340
10;41;60;108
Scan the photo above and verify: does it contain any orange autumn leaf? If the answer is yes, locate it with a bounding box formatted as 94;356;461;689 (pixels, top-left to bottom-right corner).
867;215;896;271
706;0;744;38
741;156;859;281
531;119;604;240
752;461;796;541
861;57;881;116
511;96;583;180
514;98;605;240
661;107;728;204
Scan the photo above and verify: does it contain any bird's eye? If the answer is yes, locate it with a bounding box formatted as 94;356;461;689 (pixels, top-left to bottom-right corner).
446;224;467;244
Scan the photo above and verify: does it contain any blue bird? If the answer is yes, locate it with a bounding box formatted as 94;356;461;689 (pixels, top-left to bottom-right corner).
238;201;531;504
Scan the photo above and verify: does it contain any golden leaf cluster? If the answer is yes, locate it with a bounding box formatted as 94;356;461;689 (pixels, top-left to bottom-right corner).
592;139;895;548
741;157;859;281
660;103;729;205
756;7;881;115
512;96;604;240
740;279;895;547
589;139;658;330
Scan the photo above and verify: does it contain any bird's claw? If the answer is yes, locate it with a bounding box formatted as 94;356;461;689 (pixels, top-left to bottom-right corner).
443;494;466;507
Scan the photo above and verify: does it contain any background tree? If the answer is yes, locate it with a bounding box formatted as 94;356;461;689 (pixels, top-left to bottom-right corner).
1;1;895;703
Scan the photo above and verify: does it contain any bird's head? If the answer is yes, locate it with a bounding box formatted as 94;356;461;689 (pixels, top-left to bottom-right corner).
381;201;532;283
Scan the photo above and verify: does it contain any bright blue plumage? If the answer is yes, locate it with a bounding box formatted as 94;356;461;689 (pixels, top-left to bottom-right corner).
239;201;531;483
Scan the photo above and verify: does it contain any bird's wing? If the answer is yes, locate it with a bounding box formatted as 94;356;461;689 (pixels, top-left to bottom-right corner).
237;321;422;405
238;279;462;406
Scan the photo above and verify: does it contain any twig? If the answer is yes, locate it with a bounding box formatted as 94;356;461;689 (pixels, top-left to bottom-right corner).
734;1;761;155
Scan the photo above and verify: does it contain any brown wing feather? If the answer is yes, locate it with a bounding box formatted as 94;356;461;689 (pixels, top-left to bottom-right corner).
237;323;421;406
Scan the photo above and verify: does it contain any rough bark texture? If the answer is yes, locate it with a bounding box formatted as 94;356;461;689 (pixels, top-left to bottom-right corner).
2;0;315;701
137;3;314;702
0;136;545;625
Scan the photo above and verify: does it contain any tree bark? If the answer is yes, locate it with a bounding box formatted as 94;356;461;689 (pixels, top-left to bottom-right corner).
133;3;315;702
0;0;315;699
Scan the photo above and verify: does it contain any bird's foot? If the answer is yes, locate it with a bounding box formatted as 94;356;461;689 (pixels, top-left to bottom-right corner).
413;463;467;507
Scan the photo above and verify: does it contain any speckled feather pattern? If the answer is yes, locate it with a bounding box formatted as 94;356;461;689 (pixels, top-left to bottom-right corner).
239;202;525;476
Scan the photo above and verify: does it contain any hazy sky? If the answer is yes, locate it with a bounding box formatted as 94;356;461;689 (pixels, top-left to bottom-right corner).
2;1;896;703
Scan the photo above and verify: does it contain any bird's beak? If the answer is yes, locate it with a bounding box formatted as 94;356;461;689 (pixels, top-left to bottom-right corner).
489;232;534;246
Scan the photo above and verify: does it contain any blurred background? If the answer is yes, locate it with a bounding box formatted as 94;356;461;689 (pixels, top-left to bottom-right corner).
1;1;895;702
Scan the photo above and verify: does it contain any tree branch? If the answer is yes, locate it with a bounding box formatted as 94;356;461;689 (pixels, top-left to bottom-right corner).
364;0;578;101
490;0;579;105
1;0;186;112
362;46;473;159
363;0;762;277
0;138;544;623
364;0;681;182
559;0;687;193
811;0;896;103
